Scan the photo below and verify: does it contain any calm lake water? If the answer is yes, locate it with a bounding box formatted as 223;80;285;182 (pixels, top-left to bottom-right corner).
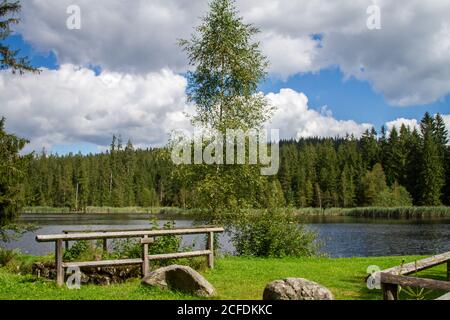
5;213;450;258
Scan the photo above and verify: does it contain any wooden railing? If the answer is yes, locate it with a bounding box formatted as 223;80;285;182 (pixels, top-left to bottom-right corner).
379;251;450;300
36;226;224;286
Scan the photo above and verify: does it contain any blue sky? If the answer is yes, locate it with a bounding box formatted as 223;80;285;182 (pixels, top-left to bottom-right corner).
1;1;449;154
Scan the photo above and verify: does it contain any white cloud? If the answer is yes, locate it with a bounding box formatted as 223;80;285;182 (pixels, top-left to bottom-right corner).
259;33;320;79
386;118;419;131
243;0;450;106
17;0;450;106
386;115;450;141
0;65;192;152
266;88;373;139
18;0;207;74
1;67;377;151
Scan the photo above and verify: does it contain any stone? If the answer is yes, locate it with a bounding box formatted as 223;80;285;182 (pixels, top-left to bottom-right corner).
142;265;216;297
32;262;55;279
263;278;333;300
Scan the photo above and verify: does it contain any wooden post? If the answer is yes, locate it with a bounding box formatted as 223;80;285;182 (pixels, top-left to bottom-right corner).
207;232;214;269
55;239;64;287
63;231;69;251
141;236;149;277
382;283;398;300
103;239;108;253
447;261;450;281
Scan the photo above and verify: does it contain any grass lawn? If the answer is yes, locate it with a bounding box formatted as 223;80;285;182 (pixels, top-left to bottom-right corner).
0;255;447;300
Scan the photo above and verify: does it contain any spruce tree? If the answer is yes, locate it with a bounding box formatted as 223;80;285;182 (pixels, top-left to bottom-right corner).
0;1;38;74
0;117;31;224
418;113;445;205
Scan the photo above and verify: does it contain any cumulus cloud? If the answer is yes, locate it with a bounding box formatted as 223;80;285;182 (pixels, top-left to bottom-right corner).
266;88;373;139
0;65;192;152
1;66;377;151
386;115;450;141
18;0;207;74
17;0;450;106
385;118;419;131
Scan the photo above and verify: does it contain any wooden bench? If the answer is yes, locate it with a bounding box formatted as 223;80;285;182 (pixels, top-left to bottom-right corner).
36;226;224;286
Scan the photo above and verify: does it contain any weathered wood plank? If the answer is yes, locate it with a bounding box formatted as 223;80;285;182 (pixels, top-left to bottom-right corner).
36;227;224;242
140;237;155;244
61;225;222;234
381;272;450;292
141;236;149;277
207;231;214;269
62;258;143;268
148;250;211;261
55;239;64;287
381;252;450;276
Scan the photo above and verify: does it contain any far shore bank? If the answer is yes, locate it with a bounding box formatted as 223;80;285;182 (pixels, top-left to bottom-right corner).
21;206;450;218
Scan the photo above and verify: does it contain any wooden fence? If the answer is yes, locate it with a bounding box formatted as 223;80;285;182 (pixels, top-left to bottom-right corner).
379;251;450;300
36;226;224;286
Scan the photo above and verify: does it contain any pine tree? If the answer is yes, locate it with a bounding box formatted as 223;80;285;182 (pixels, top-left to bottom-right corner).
361;163;388;206
418;113;445;205
339;164;356;207
384;126;403;186
405;128;422;204
0;1;38;74
0;117;31;224
360;127;380;170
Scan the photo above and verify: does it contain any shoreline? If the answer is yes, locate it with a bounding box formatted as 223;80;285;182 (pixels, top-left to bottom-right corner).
21;206;450;218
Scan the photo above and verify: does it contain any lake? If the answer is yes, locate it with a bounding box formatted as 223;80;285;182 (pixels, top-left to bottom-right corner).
4;213;450;258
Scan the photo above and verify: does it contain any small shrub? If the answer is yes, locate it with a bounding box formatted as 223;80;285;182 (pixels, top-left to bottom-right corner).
148;220;181;256
0;248;20;266
63;240;90;261
110;238;141;259
231;210;319;258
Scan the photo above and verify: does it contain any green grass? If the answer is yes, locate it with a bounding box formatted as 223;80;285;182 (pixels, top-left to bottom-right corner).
302;206;450;218
1;255;447;300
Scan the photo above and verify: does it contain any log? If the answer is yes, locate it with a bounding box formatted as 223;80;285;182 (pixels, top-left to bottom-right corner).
381;272;450;292
61;225;222;234
37;227;224;242
148;250;211;261
62;258;143;268
381;252;450;276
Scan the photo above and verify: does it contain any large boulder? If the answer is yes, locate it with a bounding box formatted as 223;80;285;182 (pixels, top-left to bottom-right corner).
141;265;216;297
263;278;333;300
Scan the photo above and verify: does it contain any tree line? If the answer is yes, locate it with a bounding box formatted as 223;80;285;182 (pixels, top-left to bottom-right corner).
21;112;449;210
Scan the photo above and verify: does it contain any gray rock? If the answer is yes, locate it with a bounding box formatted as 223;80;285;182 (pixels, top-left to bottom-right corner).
263;278;333;300
142;265;216;297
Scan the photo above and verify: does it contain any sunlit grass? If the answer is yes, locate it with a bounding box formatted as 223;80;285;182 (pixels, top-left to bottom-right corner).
2;255;446;300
